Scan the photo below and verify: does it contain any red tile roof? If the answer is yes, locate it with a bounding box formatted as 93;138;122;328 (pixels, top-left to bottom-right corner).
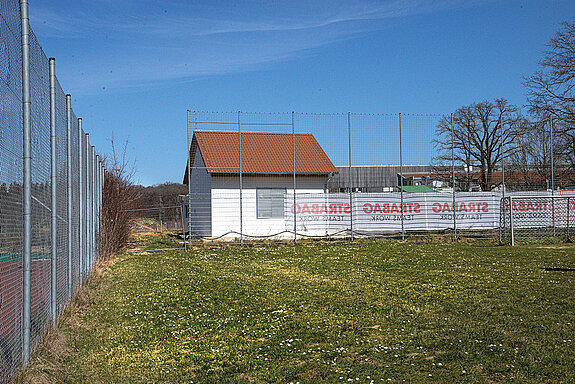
184;131;337;182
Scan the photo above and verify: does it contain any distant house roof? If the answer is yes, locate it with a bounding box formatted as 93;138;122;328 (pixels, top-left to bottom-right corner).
183;131;338;183
398;185;436;193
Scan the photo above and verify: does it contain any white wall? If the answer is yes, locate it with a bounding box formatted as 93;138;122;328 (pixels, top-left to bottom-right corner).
211;175;327;238
188;152;211;237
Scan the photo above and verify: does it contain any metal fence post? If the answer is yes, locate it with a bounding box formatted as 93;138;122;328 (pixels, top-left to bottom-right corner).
238;111;243;245
85;135;91;277
20;0;32;365
90;147;94;269
93;149;97;264
78;119;84;285
551;117;555;194
186;110;191;249
550;117;556;237
399;112;405;241
96;154;100;261
49;57;57;323
567;197;571;242
348;112;354;241
451;113;457;240
292;111;297;244
500;113;506;201
66;95;73;298
510;196;515;246
88;146;93;270
100;163;104;257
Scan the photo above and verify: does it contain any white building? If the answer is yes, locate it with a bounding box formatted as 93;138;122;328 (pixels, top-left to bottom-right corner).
183;131;338;239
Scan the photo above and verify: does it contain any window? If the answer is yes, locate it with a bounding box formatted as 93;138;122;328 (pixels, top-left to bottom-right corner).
257;188;285;219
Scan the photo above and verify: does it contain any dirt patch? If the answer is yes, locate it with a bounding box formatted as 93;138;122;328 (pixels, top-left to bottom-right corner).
537;245;575;249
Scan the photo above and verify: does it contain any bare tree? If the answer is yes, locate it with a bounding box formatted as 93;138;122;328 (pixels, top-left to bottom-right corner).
525;19;575;122
99;139;141;259
507;120;552;190
525;19;575;186
435;99;522;191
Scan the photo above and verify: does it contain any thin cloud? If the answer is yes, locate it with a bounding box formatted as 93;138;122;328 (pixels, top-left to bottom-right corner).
30;0;483;94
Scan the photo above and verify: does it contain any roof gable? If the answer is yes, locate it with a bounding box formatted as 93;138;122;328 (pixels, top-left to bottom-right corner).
184;131;337;182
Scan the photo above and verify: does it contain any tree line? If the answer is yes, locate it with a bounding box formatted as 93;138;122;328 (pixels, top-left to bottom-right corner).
435;19;575;192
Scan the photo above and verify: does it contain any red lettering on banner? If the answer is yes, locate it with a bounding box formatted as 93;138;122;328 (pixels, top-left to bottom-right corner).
311;204;319;214
319;204;328;214
291;204;300;214
375;204;383;213
363;203;373;214
520;202;526;211
301;205;311;214
414;203;421;213
344;204;351;214
329;204;337;213
481;203;488;213
432;202;441;213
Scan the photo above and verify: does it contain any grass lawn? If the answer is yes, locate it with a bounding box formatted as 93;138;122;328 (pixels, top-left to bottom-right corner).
26;234;574;383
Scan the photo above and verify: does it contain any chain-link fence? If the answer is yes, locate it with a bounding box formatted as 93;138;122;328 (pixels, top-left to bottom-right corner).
182;111;574;244
127;206;184;233
1;1;105;381
500;195;574;245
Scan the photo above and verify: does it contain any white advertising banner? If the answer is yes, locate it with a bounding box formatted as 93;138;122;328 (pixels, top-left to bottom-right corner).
285;192;502;235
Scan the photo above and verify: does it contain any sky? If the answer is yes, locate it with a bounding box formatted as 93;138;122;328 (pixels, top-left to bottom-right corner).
28;0;575;186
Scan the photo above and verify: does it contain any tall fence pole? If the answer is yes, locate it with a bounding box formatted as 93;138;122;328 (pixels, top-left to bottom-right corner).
91;146;96;268
20;0;32;364
88;141;93;272
96;159;99;260
186;110;191;250
500;113;505;201
100;163;104;256
292;112;297;244
238;111;243;245
568;197;571;242
78;119;84;285
100;161;104;255
451;113;457;239
551;117;555;194
399;112;405;241
49;58;58;323
510;196;515;246
85;133;91;280
66;95;73;298
551;117;556;237
87;144;91;272
348;112;354;241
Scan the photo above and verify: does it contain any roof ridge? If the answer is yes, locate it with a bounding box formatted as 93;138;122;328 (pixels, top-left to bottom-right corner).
195;130;313;136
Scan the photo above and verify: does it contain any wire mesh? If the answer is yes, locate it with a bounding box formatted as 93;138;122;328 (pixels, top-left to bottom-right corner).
500;195;574;244
70;111;79;293
0;0;24;377
183;112;570;242
0;2;105;381
28;28;51;354
54;79;67;316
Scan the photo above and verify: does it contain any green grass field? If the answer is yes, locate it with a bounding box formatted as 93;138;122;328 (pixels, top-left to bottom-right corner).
28;234;574;383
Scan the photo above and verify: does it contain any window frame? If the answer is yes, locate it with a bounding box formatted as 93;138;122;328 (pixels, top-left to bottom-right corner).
256;187;286;219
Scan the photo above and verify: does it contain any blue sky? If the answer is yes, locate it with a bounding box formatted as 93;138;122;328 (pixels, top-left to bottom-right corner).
30;0;575;186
